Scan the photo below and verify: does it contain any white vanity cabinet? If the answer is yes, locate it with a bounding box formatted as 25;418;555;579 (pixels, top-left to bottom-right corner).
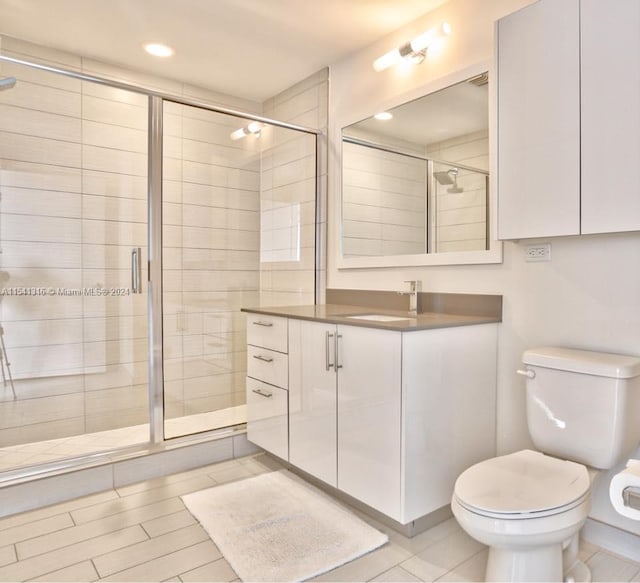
497;0;640;239
287;317;497;525
288;319;402;519
245;315;288;461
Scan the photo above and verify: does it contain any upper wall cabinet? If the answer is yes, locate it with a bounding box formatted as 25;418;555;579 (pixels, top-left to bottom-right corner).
497;0;640;240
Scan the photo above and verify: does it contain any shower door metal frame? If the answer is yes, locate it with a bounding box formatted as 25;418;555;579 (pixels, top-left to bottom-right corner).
0;53;321;451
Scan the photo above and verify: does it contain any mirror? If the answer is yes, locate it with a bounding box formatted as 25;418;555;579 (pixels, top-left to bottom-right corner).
340;71;497;266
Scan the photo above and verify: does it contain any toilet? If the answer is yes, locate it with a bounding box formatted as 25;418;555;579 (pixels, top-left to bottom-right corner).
451;347;640;582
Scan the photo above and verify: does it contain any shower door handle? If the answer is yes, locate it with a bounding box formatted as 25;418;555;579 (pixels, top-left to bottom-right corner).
131;247;142;294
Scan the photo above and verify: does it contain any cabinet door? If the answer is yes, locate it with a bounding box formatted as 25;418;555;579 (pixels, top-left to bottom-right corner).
497;0;580;239
581;0;640;234
337;325;402;520
288;319;337;486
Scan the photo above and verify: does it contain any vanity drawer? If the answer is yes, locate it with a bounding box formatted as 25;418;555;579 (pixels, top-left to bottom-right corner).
247;377;288;460
247;345;288;389
246;315;288;353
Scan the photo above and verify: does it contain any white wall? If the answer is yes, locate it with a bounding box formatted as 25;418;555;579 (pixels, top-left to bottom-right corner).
328;0;640;536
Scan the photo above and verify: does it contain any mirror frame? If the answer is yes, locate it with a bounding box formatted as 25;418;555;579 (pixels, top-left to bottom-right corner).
336;61;502;269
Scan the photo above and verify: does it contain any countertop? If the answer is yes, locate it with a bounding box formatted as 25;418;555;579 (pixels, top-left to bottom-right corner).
241;303;501;332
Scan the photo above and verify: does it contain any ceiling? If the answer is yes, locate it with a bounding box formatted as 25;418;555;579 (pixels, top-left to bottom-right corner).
0;0;447;102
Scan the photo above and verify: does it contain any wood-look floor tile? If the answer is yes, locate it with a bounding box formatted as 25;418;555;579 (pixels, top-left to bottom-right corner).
401;530;484;582
31;560;99;582
0;544;16;568
141;510;197;538
0;525;147;582
370;565;422;582
179;557;237;582
93;524;211;578
71;475;214;524
0;490;119;530
435;549;487;582
588;551;640;582
0;513;74;547
99;540;220;582
17;498;183;559
312;542;412;582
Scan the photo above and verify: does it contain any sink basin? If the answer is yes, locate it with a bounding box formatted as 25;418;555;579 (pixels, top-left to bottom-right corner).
344;314;410;322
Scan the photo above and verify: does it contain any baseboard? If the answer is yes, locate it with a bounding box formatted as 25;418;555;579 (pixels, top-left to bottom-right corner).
272;454;452;538
582;518;640;563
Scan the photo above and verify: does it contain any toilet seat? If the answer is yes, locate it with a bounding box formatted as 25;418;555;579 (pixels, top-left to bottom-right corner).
453;449;590;520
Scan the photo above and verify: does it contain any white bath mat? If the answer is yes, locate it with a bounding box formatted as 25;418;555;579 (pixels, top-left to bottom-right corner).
181;470;388;582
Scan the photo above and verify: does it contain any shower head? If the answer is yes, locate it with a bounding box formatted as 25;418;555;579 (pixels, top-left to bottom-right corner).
434;170;455;185
434;168;464;193
0;77;16;91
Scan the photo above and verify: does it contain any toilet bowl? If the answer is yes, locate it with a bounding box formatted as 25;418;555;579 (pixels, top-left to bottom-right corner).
452;449;592;582
451;347;640;583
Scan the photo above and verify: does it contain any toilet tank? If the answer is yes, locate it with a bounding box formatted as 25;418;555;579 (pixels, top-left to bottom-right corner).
522;347;640;470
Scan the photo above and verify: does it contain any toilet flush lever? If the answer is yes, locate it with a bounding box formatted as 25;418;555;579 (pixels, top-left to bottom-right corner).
516;369;535;379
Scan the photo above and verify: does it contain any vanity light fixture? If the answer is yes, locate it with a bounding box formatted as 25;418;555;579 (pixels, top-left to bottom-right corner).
374;112;393;121
373;22;451;72
143;43;175;57
230;121;264;140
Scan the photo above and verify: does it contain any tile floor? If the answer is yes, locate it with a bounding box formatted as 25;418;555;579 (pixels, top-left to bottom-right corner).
0;452;639;582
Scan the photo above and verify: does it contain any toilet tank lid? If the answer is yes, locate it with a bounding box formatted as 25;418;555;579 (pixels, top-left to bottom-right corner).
523;347;640;379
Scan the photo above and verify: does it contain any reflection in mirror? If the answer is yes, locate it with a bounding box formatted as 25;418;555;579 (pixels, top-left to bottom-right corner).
341;72;489;259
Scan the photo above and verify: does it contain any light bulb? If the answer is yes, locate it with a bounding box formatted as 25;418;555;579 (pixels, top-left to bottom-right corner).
373;48;401;72
410;22;450;53
143;43;174;58
230;128;247;140
247;122;262;134
374;112;393;121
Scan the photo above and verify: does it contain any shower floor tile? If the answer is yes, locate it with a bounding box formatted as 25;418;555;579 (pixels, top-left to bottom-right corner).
0;405;246;472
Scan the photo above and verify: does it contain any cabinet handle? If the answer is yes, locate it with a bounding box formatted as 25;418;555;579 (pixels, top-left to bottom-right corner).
253;354;274;363
252;321;273;327
335;333;343;369
516;369;535;379
325;331;335;371
252;388;273;398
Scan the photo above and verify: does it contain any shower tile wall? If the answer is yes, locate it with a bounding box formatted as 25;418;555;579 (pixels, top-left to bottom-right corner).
261;69;326;306
427;129;489;253
342;141;427;257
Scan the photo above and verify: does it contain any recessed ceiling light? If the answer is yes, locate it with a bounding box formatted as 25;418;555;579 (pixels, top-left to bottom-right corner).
374;112;393;121
144;43;174;58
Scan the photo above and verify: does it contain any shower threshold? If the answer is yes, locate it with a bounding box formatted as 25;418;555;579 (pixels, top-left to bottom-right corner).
0;404;247;473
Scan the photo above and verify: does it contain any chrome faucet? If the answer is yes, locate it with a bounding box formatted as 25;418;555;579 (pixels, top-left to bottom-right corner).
404;280;422;315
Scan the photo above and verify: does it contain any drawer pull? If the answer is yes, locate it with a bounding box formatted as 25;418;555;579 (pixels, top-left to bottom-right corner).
252;388;273;398
253;354;274;363
252;321;273;327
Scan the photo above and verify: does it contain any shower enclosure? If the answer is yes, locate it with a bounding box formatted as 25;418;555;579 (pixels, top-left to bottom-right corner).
0;55;318;474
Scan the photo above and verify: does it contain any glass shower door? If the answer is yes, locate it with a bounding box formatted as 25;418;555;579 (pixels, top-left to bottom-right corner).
162;101;317;438
162;102;260;438
0;61;149;470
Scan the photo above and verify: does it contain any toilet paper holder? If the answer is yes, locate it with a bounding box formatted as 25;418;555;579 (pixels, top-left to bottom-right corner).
622;486;640;511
